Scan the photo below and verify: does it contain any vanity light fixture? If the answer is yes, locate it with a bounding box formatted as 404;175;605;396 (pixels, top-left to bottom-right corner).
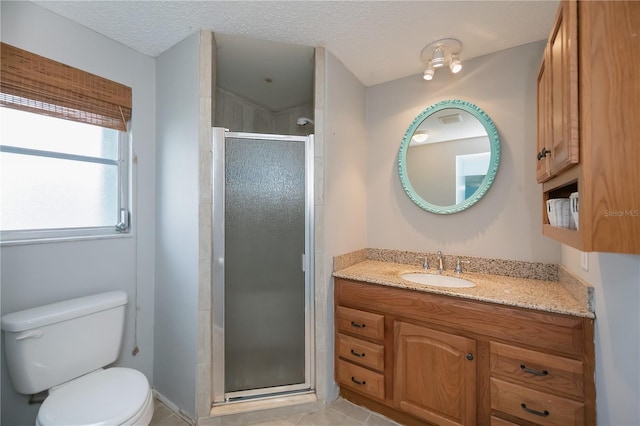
420;38;463;81
412;130;429;143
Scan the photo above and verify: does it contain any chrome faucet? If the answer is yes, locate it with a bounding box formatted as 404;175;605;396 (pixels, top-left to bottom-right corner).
455;257;471;274
422;256;429;270
437;251;444;273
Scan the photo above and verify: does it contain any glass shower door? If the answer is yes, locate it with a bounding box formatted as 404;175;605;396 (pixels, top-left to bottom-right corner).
212;129;313;402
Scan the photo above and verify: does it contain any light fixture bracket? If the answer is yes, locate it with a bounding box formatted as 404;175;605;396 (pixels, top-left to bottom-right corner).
420;38;463;63
420;38;463;79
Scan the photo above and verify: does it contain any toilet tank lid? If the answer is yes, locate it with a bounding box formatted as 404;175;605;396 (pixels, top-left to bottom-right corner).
1;291;127;332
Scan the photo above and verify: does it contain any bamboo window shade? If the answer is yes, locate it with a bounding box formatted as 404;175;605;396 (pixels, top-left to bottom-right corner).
0;42;132;131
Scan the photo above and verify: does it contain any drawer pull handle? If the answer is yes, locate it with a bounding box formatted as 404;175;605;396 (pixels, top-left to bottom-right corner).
351;377;366;386
350;321;366;328
520;364;549;376
521;403;549;417
350;349;365;358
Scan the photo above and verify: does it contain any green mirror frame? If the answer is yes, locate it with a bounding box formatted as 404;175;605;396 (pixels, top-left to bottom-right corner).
398;99;500;214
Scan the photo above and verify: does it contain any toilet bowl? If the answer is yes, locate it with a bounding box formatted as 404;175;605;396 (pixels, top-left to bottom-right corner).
1;291;153;426
36;368;154;426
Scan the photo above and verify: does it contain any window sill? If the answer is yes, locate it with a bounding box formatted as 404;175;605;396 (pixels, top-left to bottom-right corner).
0;232;133;247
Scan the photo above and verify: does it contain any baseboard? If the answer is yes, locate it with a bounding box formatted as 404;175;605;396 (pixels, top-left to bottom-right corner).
152;388;196;426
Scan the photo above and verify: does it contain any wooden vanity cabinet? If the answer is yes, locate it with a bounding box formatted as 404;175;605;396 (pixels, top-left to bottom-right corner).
489;342;587;426
335;306;386;401
334;278;595;426
537;0;640;253
394;321;476;426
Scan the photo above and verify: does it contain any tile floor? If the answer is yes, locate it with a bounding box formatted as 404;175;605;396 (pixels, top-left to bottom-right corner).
150;397;402;426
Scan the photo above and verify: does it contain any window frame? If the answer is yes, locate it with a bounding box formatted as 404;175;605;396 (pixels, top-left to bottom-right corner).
0;123;131;245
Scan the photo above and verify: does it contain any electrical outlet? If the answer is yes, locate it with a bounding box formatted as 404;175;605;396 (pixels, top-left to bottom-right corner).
580;251;589;272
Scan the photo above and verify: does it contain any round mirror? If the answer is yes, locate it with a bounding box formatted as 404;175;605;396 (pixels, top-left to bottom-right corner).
398;100;500;214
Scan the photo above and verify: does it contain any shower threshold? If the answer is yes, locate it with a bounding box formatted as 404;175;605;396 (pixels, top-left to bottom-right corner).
225;388;313;404
210;391;318;418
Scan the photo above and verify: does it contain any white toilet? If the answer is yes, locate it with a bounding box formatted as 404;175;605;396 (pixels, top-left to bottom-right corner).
1;291;154;426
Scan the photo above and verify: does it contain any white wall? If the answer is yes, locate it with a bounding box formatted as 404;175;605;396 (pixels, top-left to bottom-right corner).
562;248;640;424
0;2;156;425
366;41;560;263
154;33;201;418
322;50;368;399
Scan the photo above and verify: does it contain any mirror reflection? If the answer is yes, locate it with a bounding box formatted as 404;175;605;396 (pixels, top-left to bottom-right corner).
398;100;500;214
407;108;490;206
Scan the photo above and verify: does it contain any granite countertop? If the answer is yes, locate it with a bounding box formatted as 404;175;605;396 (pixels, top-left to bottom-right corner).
334;259;594;318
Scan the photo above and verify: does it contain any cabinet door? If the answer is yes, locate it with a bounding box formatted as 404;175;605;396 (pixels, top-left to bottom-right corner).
394;321;476;426
547;0;579;176
536;50;551;183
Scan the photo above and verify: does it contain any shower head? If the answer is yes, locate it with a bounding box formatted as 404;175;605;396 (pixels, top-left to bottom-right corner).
296;117;314;126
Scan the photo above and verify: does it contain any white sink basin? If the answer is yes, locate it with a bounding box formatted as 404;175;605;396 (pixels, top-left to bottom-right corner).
400;273;476;288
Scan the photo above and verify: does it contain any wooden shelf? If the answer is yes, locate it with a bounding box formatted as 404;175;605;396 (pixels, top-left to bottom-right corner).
543;224;582;251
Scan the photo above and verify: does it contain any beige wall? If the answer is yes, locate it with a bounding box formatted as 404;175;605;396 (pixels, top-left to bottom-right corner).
562;247;640;424
365;41;560;263
322;49;368;399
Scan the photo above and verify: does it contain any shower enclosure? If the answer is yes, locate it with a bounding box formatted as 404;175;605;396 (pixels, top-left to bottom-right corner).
212;128;314;403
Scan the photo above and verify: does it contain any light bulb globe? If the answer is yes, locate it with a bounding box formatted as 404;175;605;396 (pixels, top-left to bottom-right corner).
423;66;434;81
450;55;462;73
431;46;445;68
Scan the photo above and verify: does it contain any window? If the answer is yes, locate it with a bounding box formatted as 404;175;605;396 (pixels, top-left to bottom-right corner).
455;152;490;204
0;108;129;241
0;43;132;243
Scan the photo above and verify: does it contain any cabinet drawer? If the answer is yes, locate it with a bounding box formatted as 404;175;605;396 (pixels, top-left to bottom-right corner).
491;416;520;426
336;359;385;400
336;306;384;341
491;378;584;426
337;333;384;372
490;342;584;399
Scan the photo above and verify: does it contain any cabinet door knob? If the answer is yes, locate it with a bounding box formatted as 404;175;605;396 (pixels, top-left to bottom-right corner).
537;147;550;160
466;353;474;361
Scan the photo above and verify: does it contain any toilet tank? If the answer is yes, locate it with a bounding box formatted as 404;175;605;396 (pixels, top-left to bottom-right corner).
1;291;128;395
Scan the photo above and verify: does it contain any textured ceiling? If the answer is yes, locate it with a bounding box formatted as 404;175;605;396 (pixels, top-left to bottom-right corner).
33;0;559;88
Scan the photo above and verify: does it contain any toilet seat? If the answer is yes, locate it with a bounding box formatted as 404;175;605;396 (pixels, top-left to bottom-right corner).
36;367;153;426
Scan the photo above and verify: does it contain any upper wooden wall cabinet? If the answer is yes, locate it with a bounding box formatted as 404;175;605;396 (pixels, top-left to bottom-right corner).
536;0;640;254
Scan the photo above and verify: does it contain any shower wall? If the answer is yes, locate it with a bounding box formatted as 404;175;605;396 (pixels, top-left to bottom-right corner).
215;88;313;136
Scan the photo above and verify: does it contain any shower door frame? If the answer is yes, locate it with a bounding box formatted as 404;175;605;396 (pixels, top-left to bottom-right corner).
211;128;315;404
